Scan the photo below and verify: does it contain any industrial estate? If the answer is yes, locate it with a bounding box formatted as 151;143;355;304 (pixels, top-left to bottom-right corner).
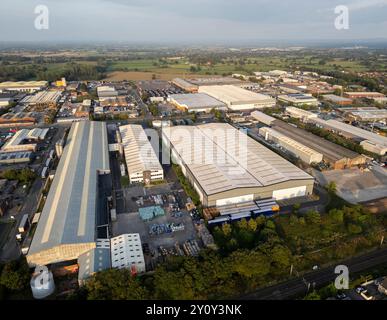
0;30;387;303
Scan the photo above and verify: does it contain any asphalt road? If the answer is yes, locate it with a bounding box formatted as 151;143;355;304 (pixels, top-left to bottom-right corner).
240;246;387;300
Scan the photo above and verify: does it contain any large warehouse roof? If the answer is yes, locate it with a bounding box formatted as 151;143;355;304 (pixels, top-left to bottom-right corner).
199;85;275;106
163;123;312;196
169;93;226;110
28;121;110;256
324;119;387;147
120;124;163;174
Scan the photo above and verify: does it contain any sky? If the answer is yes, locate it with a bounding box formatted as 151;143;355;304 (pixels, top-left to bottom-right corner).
0;0;387;44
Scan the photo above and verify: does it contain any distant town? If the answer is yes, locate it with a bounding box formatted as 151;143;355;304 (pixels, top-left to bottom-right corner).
0;45;386;302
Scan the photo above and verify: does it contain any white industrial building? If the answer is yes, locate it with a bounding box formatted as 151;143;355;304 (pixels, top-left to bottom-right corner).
310;118;387;155
198;85;276;111
168;93;227;113
119;124;164;184
251;111;276;126
110;234;145;273
27;121;111;267
97;86;118;100
162;123;314;207
286;106;318;122
0;81;48;93
279;94;319;107
2;129;37;153
259;127;323;164
20;90;62;106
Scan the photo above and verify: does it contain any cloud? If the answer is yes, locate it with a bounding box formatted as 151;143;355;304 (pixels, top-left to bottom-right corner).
0;0;386;43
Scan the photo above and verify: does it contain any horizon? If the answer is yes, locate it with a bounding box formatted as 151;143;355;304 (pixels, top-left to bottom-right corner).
1;0;387;44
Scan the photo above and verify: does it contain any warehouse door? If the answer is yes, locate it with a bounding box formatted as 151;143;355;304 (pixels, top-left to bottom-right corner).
272;186;307;200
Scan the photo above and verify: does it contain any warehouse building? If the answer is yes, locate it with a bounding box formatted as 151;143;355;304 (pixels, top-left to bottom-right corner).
259;127;323;164
322;94;353;106
251;111;276;126
272;120;368;169
310;118;387;155
2;129;37;153
278;94;319;107
162;123;314;207
119;124;163;184
27;121;111;267
345;109;387;122
168;93;227;113
344;92;386;100
286;106;318;122
0;112;38;128
199;85;276;111
0;151;33;164
20;90;62;108
0;81;48;93
171;78;198;93
97;86;118;100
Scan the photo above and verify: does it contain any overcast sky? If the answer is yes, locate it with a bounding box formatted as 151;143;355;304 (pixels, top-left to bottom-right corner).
0;0;387;44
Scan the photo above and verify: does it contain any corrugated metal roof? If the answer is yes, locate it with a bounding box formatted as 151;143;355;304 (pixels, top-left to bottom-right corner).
28;121;110;256
163;123;313;196
120;124;163;174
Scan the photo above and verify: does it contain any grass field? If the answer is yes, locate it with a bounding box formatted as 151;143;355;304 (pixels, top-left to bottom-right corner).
104;55;374;81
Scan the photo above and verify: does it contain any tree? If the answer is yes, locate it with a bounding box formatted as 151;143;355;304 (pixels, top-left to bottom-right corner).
85;269;149;300
327;181;337;194
221;223;232;237
0;258;30;291
305;210;321;224
247;218;258;232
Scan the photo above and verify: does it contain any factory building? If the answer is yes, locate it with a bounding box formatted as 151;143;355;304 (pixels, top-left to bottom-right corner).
97;86;118;100
27;121;111;267
119;124;163;184
0;81;48;93
322;94;353;106
198;85;276;111
310;118;387;156
259;127;323;164
1;129;37;153
345;109;387;122
278;94;319;107
271;120;368;169
171;78;198;93
344;92;386;100
168;93;227;113
162;123;314;207
0;151;33;164
250;111;276;126
285;106;318;122
0;112;38;128
20;90;62;108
